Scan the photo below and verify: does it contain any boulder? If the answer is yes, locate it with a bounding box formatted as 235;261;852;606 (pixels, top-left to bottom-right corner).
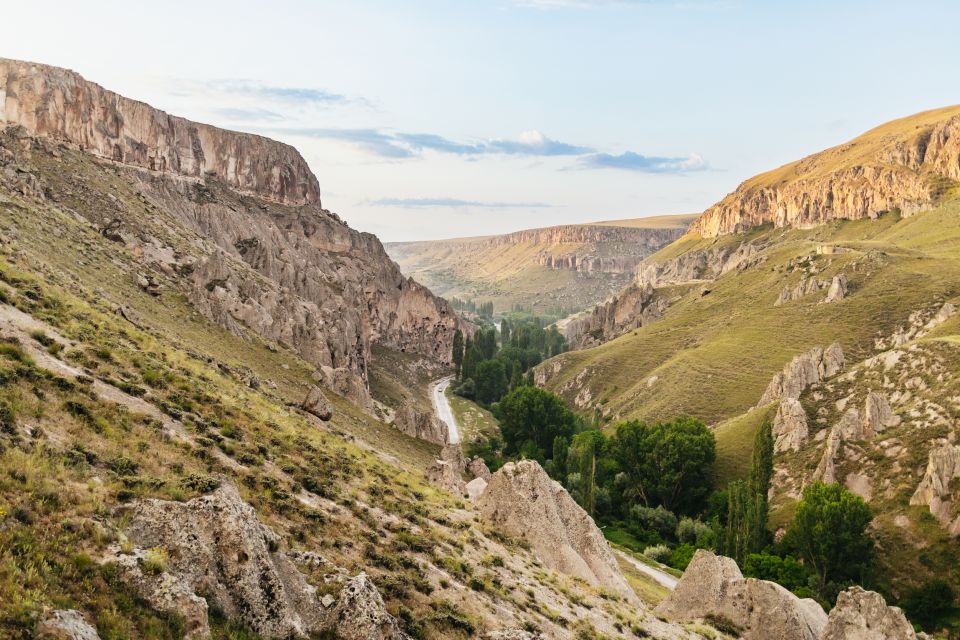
821;587;916;639
773;398;809;453
301;385;333;421
119;484;325;638
392;404;449;445
477;460;635;601
910;442;960;535
655;550;827;640
863;391;900;435
328;573;410;640
822;273;849;303
468;456;492;481
465;477;488;502
758;344;844;406
36;610;101;640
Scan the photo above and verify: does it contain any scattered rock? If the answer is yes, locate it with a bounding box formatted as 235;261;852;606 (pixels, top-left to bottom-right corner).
773;398;809;453
910;442;960;535
301;385;333;421
484;630;542;639
758;343;844;406
36;610;101;640
655;550;827;640
863;391;900;435
477;460;635;600
821;586;916;639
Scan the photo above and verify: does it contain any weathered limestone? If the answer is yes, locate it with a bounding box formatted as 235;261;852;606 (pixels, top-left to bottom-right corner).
468;456;492;481
862;391;900;435
301;385;333;421
328;573;410;640
910;442;960;535
820;587;917;640
773;397;809;453
823;274;849;303
758;343;845;406
655;550;828;640
477;460;635;601
465;477;488;502
564;281;666;348
36;610;101;640
426;444;467;496
393;404;449;445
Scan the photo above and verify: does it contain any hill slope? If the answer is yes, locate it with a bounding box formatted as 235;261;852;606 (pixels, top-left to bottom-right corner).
386;215;694;318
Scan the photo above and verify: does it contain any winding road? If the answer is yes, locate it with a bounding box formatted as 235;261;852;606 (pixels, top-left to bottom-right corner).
614;549;680;590
431;376;461;444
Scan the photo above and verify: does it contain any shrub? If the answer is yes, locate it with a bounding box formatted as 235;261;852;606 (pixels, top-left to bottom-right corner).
643;544;671;564
901;579;955;630
668;543;697;570
630;505;678;540
742;553;811;593
676;517;713;545
143;547;168;575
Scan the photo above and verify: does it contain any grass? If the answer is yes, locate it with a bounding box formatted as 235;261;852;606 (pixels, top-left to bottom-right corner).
711;404;774;487
445;386;500;444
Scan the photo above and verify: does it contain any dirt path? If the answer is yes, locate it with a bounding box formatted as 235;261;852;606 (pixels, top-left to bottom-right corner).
613;549;680;590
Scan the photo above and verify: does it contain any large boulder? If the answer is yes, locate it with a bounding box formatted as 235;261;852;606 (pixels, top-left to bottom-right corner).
468;456;492;481
328;573;410;640
301;385;333;421
36;610;101;640
654;550;827;640
820;587;916;640
758;343;844;406
477;460;635;601
393;404;449;445
910;441;960;535
773;398;809;453
426;443;468;496
465;477;488;502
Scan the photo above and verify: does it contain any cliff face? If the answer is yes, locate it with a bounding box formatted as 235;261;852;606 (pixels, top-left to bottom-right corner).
0;58;320;205
0;60;466;405
691;106;960;236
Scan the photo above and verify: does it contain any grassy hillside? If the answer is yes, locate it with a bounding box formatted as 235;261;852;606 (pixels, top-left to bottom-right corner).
541;198;960;429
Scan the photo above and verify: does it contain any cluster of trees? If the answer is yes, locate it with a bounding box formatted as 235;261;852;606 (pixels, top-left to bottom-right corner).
451;318;566;406
449;298;494;318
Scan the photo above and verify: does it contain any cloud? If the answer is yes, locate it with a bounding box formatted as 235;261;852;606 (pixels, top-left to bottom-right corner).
486;130;593;155
580;151;707;173
207;79;350;106
370;197;551;209
274;128;415;158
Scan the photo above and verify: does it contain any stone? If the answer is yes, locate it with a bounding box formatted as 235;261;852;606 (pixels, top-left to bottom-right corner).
467;456;492;480
863;391;900;435
328;573;410;640
392;404;448;445
654;550;827;640
822;273;848;303
301;385;333;421
773;398;809;453
758;343;844;406
465;477;488;502
820;587;916;640
119;484;325;638
909;442;960;535
321;594;336;608
36;610;101;640
477;460;635;600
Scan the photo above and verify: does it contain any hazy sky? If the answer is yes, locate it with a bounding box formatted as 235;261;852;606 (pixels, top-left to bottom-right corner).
5;1;960;241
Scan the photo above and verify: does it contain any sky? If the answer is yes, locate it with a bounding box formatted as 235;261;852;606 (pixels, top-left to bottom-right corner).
4;1;960;241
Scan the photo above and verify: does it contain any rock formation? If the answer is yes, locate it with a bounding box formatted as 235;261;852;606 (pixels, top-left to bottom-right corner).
773;397;809;453
690;107;960;237
654;550;828;640
910;442;960;535
823;274;849;303
1;58;468;407
637;241;763;287
426;444;468;496
465;477;488;502
393;404;449;445
36;610;102;640
476;460;635;600
813;391;900;485
467;456;492;481
820;587;917;640
301;385;333;421
564;281;666;347
775;273;848;306
327;573;410;640
758;343;844;406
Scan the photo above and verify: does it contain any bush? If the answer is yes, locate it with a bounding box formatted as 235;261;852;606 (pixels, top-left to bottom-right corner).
742;553;811;593
901;579;955;630
630;505;678;540
676;517;713;545
643;544;671;564
668;543;697;570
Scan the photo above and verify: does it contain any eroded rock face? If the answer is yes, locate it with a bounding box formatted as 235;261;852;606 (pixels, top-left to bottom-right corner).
823;274;849;303
36;610;101;640
910;442;960;535
821;587;916;640
654;550;827;640
637;241;763;288
328;573;410;640
690;110;960;237
393;404;449;445
1;58;320;205
773;398;809;453
426;444;467;496
468;456;492;481
758;343;844;406
119;484;324;638
477;460;635;600
564;281;666;347
465;477;488;502
775;273;848;306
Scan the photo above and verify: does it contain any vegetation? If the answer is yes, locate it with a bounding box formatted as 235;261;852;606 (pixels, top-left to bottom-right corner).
718;421;772;563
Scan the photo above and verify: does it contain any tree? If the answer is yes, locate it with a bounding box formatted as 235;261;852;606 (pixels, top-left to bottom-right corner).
720;479;750;563
567;430;607;516
452;329;464;379
497;386;578;459
746;420;774;553
474;359;507;404
500;319;511;347
782;482;873;592
902;579;955;631
610;417;716;515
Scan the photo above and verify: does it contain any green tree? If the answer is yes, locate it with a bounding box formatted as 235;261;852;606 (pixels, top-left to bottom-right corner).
610;417;716;515
500;319;511;347
568;430;606;516
746;420;774;553
551;435;569;479
474;359;507;404
783;482;873;592
721;479;750;563
452;329;464;379
902;579;955;631
497;386;578;459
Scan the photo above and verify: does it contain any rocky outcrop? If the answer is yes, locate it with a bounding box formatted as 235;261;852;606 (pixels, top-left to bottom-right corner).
484;630;542;640
0;60;468;404
477;460;635;600
814;391;900;485
114;484;406;639
773;398;809;453
758;343;844;406
468;456;492;481
538;252;643;274
36;610;101;640
821;587;917;640
466;477;488;502
426;444;467;496
690;108;960;237
655;550;828;640
910;442;960;535
301;385;333;421
637;241;763;288
564;281;666;347
823;274;849;303
1;58;319;205
393;404;449;445
775;274;848;306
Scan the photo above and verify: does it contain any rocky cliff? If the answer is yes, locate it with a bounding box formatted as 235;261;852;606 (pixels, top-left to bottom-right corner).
0;59;467;404
691;105;960;236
